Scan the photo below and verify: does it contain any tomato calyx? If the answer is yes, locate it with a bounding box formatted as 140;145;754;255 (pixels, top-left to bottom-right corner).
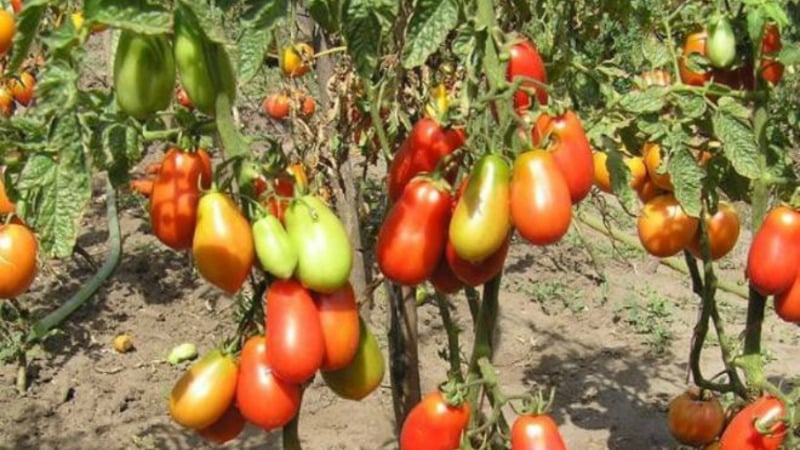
513;387;556;417
438;378;469;408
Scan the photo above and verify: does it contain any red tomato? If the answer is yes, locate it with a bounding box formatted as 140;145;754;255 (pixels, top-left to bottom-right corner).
719;396;786;450
236;336;301;430
636;195;699;258
0;223;37;299
667;387;725;446
510;414;567;450
263;174;295;222
149;147;212;250
506;38;549;110
746;206;800;296
532;111;594;203
315;281;360;371
377;178;452;285
760;24;783;85
774;272;800;322
687;202;740;260
197;405;245;444
263;93;291;120
679;31;712;86
11;0;22;14
429;255;464;294
400;390;470;450
446;235;510;287
175;85;194;109
510;150;572;245
265;279;325;383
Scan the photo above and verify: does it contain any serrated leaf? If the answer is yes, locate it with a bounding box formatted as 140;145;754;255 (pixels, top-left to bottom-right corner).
641;37;670;68
716;97;751;121
746;9;766;47
35;60;80;118
85;0;172;34
637;117;668;139
606;148;638;212
239;0;287;84
673;91;706;119
342;1;381;78
451;24;475;58
667;146;704;217
620;90;665;114
177;0;228;43
307;0;341;33
402;0;459;69
7;4;46;74
713;110;759;179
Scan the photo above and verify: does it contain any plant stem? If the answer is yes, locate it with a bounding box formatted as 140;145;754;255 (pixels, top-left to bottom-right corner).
435;293;462;381
387;282;420;433
28;177;121;342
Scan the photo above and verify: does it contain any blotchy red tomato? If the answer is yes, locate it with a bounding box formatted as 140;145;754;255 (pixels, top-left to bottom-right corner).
760;24;783;85
719;396;786;450
532;111;594;203
446;235;510;287
149;147;212;250
236;336;301;430
507;38;549;110
667;387;725;446
315;282;360;371
265;279;324;383
637;195;699;258
0;223;37;299
377;178;452;285
197;405;245;444
680;31;712;86
169;350;238;430
510;150;572;245
510;413;567;450
746;206;800;296
400;390;470;450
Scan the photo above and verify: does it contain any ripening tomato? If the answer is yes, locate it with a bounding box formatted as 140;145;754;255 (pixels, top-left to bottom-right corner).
0;86;14;118
321;317;385;401
532;111;594;203
429;255;464;294
315;282;360;371
192;192;255;294
149;148;212;250
760;24;783;85
719;396;786;450
679;31;712;86
377;178;451;285
0;168;15;214
281;43;314;77
667;387;725;446
775;272;800;323
449;154;511;263
636;179;667;203
169;349;238;430
8;72;35;107
0;223;37;299
236;336;301;430
446;235;510;287
506;38;549;110
687;202;740;260
263;93;290;120
643;143;674;191
263;174;295;222
299;94;315;117
510;413;568;450
593;152;647;193
265;279;325;383
0;10;15;57
510;150;572;245
197;405;245;444
10;0;22;14
252;214;297;280
400;390;470;450
746;206;800;296
637;195;698;258
175;85;194;109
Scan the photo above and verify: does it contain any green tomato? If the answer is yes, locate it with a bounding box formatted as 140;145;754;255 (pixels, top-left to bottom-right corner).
113;31;175;119
285;196;352;293
707;16;736;69
449;154;512;263
252;215;297;280
321;317;385;400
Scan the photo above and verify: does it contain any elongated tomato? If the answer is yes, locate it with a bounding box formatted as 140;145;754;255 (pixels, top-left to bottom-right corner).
400;390;470;450
506;38;548;110
746;206;800;295
532;111;594;203
510;150;572;245
315;282;360;371
636;195;698;258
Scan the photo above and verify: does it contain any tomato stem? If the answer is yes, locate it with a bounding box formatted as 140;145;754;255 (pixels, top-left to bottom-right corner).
435;293;463;382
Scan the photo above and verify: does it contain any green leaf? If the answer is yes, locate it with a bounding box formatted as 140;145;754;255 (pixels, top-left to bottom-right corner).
402;0;459;69
177;0;227;43
778;44;800;65
620;90;665;114
641;37;670;68
451;24;475;58
673;92;706;119
34;60;80;118
712;110;759;179
307;0;341;33
342;0;381;78
6;4;46;74
716;97;750;121
605;148;638;212
84;0;172;34
667;146;704;218
239;0;288;84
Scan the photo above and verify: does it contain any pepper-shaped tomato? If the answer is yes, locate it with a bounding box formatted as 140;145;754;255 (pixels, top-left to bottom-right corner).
532;111;594;203
679;31;712;86
236;336;301;431
511;413;568;450
321;317;385;401
746;206;800;296
506;38;548;111
387;119;465;202
314;282;360;371
169;349;238;430
449;154;511;263
265;279;325;383
400;390;470;450
377;178;452;285
149;147;212;250
113;31;175;119
446;235;510;287
636;195;699;258
192;192;254;294
510;150;572;245
719;396;786;450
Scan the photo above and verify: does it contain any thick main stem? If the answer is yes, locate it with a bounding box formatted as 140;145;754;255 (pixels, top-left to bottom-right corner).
435;293;463;381
387;283;420;433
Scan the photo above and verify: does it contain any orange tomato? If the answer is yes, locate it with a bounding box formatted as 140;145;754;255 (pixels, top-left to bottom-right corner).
0;168;15;214
169;350;238;430
637;195;699;257
510;150;572;245
679;31;711;86
636;179;668;203
644;143;674;191
0;223;37;298
0;10;15;56
280;43;314;78
263;93;290;120
687;202;740;260
593;152;647;193
8;71;35;106
0;86;15;118
314;281;360;371
299;94;315;117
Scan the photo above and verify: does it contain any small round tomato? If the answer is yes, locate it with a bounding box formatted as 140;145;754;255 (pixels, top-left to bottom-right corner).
314;282;359;371
8;72;35;107
169;349;238;430
643;143;673;191
400;390;470;450
511;413;567;450
197;405;245;444
281;43;314;77
719;396;786;450
746;206;800;296
0;10;15;57
299;94;315;117
637;195;699;258
667;387;725;446
263;93;290;120
0;223;37;299
510;150;572;245
593;152;647;193
687;202;740;260
679;31;711;86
